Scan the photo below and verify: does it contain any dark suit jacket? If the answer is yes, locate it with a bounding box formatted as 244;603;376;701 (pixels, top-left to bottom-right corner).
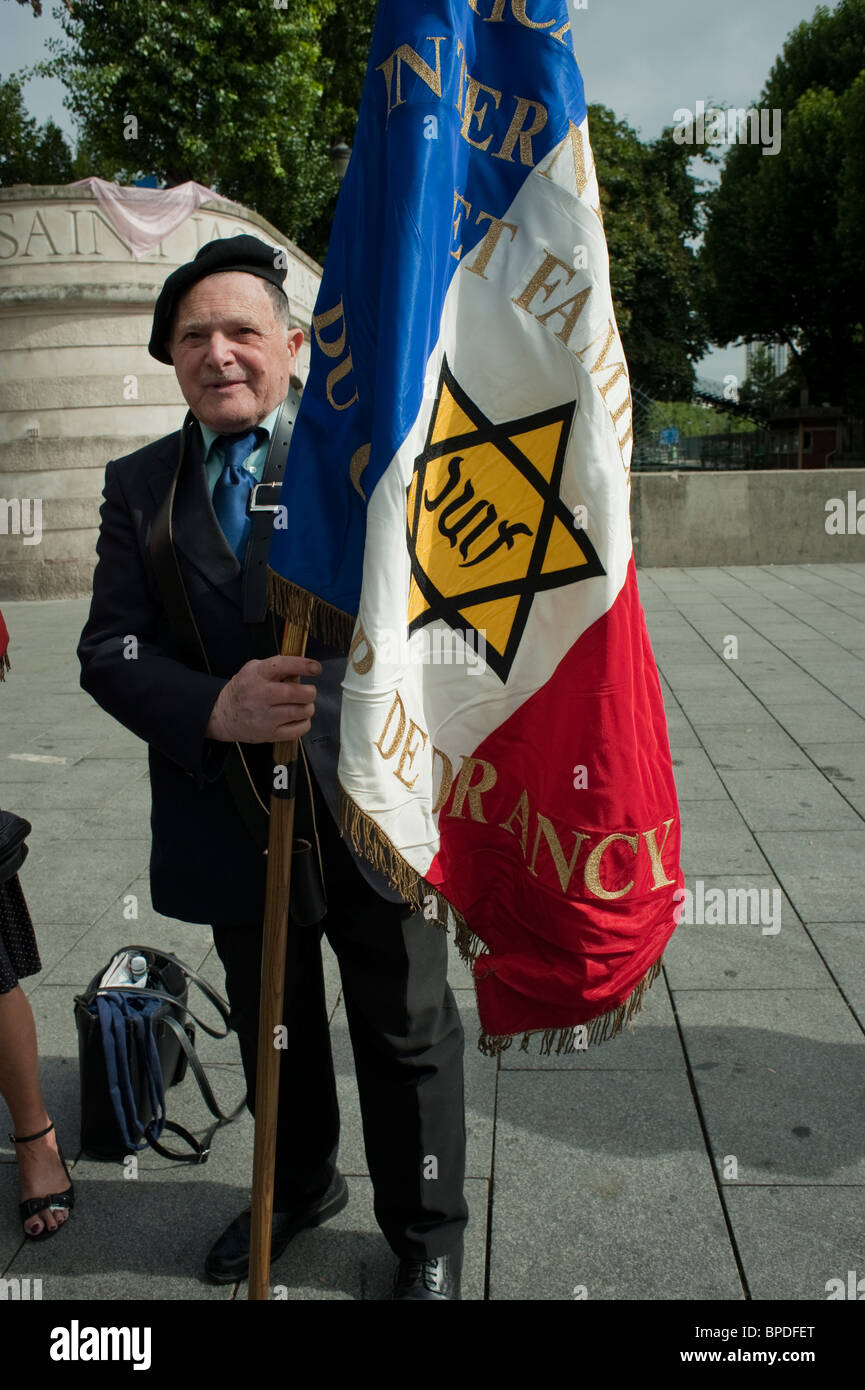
77;412;401;925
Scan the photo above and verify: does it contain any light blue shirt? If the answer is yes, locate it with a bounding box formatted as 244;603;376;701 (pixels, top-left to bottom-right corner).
200;404;282;495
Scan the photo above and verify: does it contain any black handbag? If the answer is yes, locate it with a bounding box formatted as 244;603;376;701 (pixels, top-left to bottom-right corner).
74;946;246;1163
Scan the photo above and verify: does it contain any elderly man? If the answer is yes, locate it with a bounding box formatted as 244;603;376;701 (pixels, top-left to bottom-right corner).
78;234;467;1300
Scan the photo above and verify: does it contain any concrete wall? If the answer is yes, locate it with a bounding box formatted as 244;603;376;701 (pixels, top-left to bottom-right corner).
3;186;862;601
0;185;322;600
631;468;865;567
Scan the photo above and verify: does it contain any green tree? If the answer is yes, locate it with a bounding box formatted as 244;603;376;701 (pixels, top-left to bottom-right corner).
588;105;708;399
38;0;377;262
698;0;865;414
33;0;706;351
300;0;378;260
0;77;74;186
646;399;758;437
739;344;797;414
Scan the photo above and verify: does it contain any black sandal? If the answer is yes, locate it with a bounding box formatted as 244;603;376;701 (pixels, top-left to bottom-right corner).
10;1121;75;1241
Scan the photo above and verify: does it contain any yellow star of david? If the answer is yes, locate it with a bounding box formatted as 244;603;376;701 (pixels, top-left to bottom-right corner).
406;358;605;682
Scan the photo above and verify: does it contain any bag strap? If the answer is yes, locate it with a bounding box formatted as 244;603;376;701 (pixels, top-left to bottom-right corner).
242;392;300;623
86;984;230;1040
141;1015;247;1164
134;1008;168;1147
76;946;235;1038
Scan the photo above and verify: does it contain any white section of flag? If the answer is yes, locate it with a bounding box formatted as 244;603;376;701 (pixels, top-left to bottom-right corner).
338;115;633;879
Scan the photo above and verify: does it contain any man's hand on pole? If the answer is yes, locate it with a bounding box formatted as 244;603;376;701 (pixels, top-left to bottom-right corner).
206;655;321;743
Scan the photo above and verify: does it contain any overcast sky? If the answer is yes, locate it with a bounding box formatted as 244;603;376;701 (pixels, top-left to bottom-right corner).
3;0;839;381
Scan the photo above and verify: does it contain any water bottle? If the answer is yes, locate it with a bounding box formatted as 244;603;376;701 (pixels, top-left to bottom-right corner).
99;951;149;990
129;955;149;988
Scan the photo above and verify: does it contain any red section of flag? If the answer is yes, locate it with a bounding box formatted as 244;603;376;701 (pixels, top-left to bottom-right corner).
428;558;682;1039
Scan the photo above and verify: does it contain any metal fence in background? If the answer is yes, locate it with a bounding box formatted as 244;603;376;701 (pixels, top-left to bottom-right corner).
631;382;770;473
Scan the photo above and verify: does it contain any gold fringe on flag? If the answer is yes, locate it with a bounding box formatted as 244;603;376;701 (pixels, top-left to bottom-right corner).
339;785;667;1057
338;785;461;937
267;570;355;651
476;955;665;1058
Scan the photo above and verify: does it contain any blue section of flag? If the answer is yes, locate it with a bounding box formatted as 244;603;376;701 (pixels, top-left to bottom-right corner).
269;0;586;616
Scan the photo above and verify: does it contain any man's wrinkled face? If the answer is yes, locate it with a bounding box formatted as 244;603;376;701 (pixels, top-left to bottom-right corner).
168;272;303;432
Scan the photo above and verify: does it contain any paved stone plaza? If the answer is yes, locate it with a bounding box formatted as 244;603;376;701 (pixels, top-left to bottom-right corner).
1;563;863;1301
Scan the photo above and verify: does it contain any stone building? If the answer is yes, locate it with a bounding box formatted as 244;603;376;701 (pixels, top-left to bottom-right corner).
0;183;322;599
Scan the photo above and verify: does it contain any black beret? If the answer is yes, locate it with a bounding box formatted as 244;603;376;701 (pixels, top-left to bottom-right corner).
148;233;288;364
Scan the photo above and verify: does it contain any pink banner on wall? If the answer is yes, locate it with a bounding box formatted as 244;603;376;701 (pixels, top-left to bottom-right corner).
70;178;240;259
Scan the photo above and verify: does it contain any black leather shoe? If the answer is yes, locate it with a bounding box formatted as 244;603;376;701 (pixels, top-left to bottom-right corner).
392;1243;463;1300
205;1171;348;1284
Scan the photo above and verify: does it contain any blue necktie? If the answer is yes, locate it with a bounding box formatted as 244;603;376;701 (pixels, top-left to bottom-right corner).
211;429;265;562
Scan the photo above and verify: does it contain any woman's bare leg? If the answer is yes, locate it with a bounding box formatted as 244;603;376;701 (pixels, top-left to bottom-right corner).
0;985;71;1235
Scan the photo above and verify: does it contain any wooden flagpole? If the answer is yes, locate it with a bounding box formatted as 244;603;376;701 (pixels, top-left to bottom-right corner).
248;608;311;1301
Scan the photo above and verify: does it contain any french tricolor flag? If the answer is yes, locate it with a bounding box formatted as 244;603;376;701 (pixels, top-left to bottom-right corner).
269;0;683;1054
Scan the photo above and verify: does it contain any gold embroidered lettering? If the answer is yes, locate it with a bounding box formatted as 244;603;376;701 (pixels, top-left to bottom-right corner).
377;37;448;122
374;692;406;761
536;287;592;347
325;354;359;411
348;623;374;675
538;121;591;198
395;719;428;790
466;210;518;279
499;789;531;858
493;97;548;166
451;191;472;261
528;815;588;893
460;77;502;151
312;299;349;358
510;0;557;31
642;818;676;890
449;756;498;821
584;833;639;900
431;746;455;814
512;249;575;314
